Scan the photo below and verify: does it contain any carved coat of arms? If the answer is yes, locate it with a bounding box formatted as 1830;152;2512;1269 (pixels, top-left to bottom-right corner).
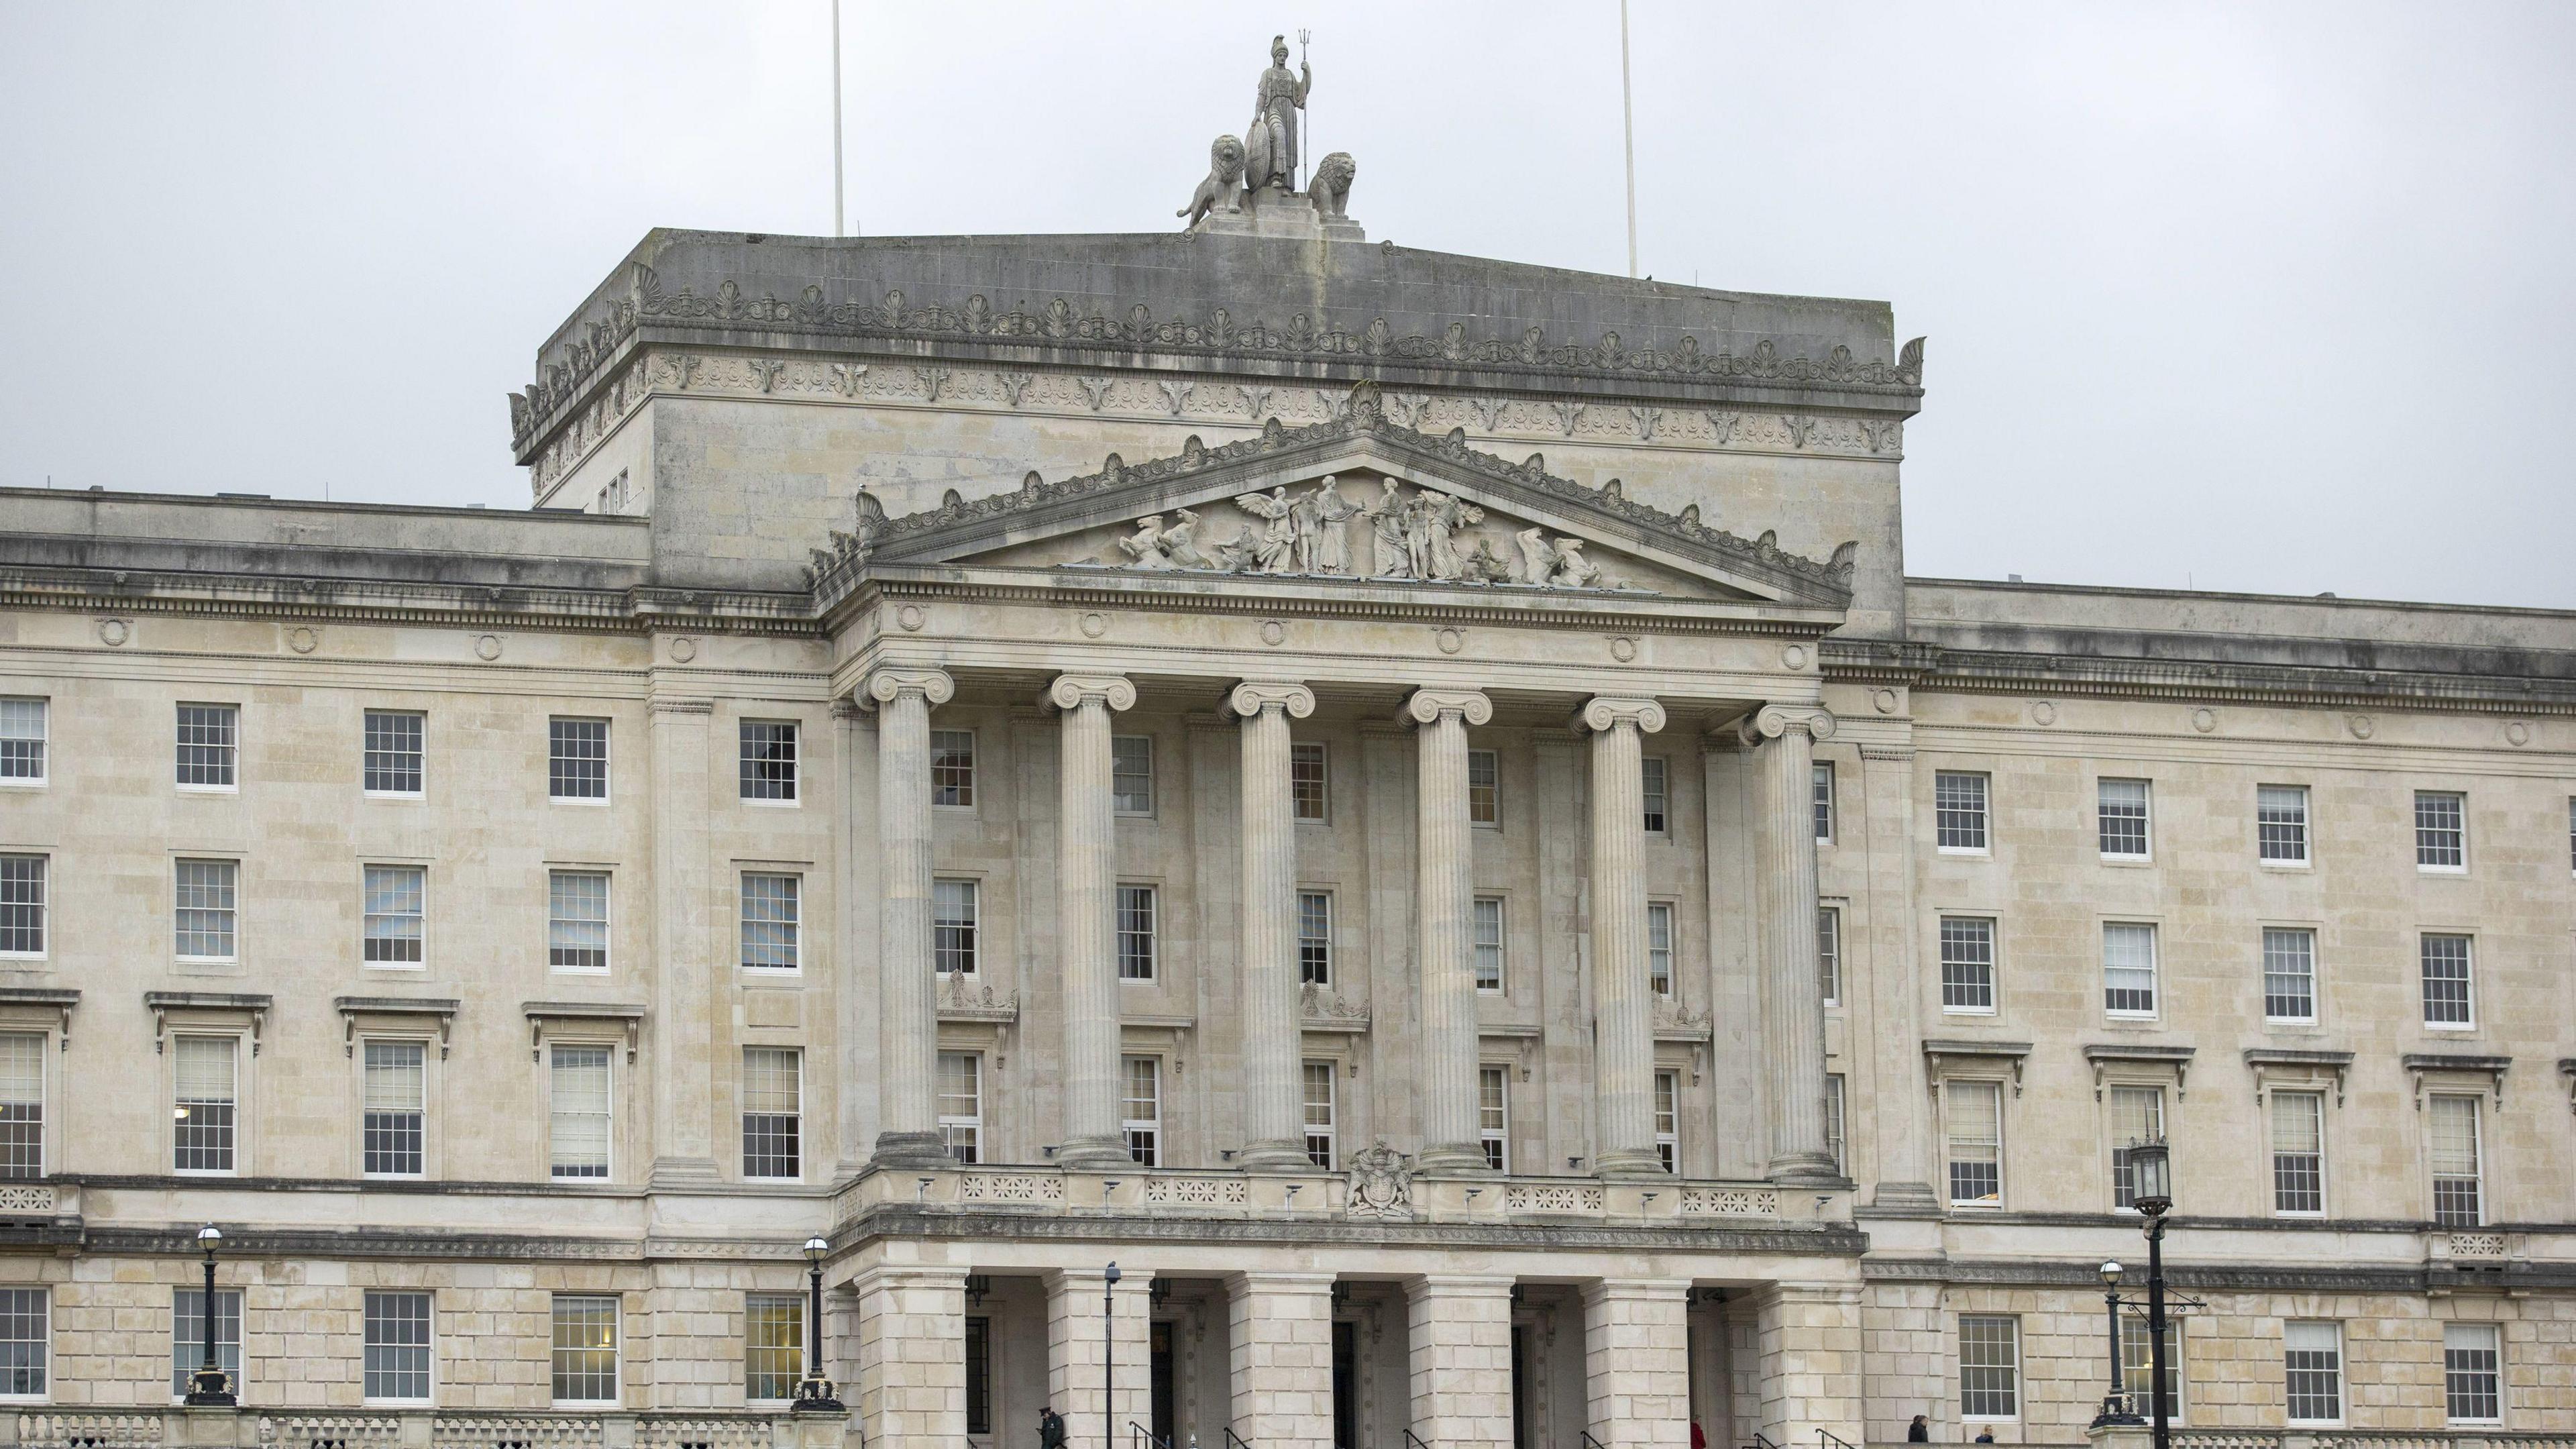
1344;1139;1414;1220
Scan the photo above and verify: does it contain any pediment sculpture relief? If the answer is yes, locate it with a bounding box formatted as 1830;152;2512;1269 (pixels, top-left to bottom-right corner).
1109;473;1621;590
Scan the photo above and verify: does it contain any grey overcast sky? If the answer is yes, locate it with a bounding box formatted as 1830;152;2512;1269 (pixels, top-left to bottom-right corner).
4;2;2571;606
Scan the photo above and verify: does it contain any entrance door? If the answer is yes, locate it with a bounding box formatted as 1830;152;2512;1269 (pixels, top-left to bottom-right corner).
1332;1319;1358;1449
1150;1320;1176;1448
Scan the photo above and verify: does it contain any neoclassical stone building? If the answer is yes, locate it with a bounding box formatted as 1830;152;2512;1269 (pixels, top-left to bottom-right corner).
0;95;2570;1449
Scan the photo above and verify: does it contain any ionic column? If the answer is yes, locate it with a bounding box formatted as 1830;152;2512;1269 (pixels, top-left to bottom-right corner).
862;665;955;1169
1232;681;1318;1171
1741;704;1840;1183
1403;688;1493;1174
1582;1279;1693;1449
1580;696;1668;1179
1050;673;1138;1169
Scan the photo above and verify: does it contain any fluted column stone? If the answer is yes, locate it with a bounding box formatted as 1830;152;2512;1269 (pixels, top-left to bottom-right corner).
1580;696;1668;1177
1050;673;1138;1169
862;665;955;1168
1403;688;1493;1174
1742;703;1840;1183
1232;680;1318;1171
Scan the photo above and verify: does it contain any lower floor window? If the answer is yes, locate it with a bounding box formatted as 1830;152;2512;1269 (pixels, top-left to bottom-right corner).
0;1289;44;1397
2119;1318;2181;1419
172;1288;240;1398
2284;1321;2343;1424
1958;1315;2019;1419
2443;1322;2501;1424
743;1294;804;1402
363;1291;432;1403
550;1295;619;1403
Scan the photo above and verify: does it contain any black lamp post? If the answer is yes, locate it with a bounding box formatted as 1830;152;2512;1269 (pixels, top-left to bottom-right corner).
2090;1260;2140;1428
2128;1138;2176;1449
1102;1262;1121;1449
182;1224;234;1406
792;1236;844;1412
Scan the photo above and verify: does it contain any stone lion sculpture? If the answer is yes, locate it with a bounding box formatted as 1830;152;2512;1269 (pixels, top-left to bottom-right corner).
1311;151;1356;219
1177;135;1247;228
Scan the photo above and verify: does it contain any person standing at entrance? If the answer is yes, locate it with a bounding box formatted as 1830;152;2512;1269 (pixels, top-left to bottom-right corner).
1907;1415;1930;1442
1039;1406;1067;1449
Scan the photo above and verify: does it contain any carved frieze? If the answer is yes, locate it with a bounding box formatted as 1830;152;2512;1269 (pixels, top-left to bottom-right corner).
510;258;1925;455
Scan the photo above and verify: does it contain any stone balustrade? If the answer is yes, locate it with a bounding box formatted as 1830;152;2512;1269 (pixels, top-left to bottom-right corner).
841;1163;1817;1227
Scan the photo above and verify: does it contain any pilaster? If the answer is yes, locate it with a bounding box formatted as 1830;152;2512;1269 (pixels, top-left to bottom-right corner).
645;690;716;1183
1753;1284;1862;1449
1227;1272;1338;1449
855;1265;970;1449
1582;1279;1691;1449
1857;743;1939;1216
1403;1274;1516;1449
1046;1266;1153;1449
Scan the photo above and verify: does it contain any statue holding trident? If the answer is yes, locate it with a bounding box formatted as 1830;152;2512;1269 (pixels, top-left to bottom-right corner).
1243;34;1311;195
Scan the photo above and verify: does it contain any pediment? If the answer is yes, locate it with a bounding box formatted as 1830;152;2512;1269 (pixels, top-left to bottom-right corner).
808;384;1856;610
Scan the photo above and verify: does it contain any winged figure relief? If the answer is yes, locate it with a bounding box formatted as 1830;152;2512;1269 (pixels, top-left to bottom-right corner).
1232;486;1299;573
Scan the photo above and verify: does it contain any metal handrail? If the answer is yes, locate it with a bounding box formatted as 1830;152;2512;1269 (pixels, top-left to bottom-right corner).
1582;1434;1611;1449
1132;1424;1172;1449
1226;1430;1253;1449
1744;1436;1782;1449
1820;1432;1858;1449
1407;1432;1434;1449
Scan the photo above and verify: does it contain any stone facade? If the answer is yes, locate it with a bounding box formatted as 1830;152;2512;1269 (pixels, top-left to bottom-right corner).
0;170;2569;1449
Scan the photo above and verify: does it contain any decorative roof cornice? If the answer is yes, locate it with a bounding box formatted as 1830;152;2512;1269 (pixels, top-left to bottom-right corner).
806;384;1858;607
1822;635;2576;716
509;260;1925;455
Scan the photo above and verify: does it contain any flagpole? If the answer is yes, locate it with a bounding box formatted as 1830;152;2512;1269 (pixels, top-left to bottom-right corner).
1619;0;1638;278
830;0;845;237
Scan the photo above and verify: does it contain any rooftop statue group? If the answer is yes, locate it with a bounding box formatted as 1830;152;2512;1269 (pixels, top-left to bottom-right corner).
1177;35;1356;229
1116;476;1605;590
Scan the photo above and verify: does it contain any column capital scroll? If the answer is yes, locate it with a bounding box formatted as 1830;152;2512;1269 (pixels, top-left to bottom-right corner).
1043;673;1137;713
1226;680;1316;720
1738;703;1835;746
1399;688;1493;729
857;665;955;708
1576;696;1668;735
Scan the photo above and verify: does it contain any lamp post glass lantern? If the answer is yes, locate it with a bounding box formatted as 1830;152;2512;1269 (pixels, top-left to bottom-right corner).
2129;1138;2175;1449
184;1224;235;1405
791;1236;844;1412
